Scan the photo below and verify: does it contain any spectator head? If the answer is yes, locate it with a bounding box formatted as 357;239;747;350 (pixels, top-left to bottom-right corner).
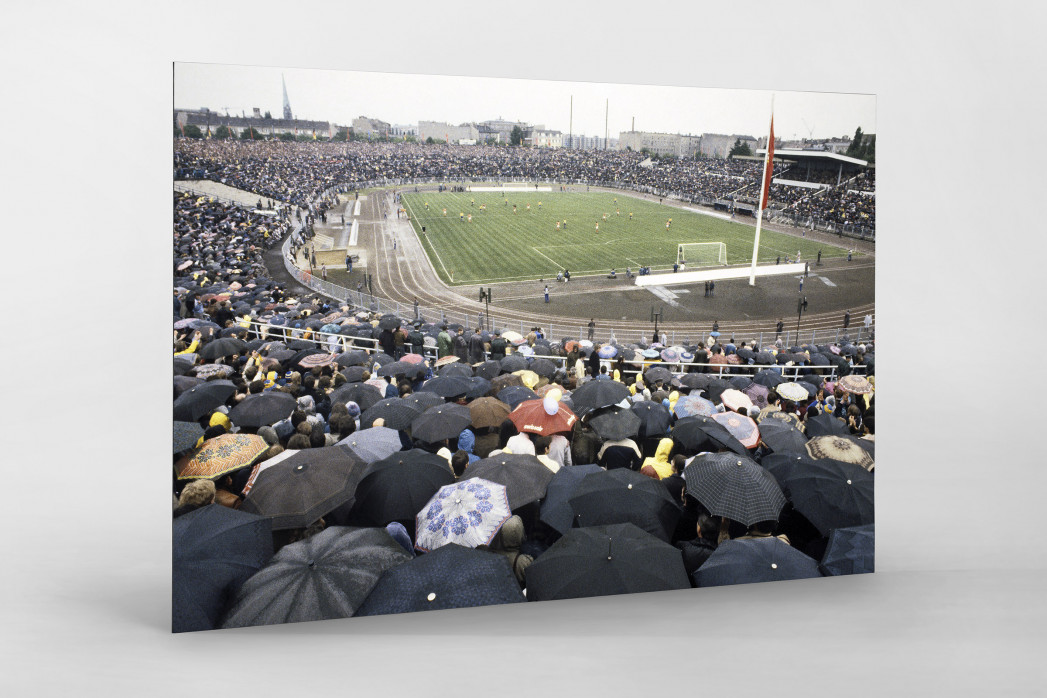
178;479;216;509
287;433;311;450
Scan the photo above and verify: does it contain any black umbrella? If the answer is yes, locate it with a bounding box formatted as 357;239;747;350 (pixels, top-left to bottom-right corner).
360;397;420;430
438;362;474;378
354;544;525;616
462;453;555;510
761;453;874;535
173;356;195;376
644;366;674;386
341;365;370;383
378;361;427;380
330;382;384;412
371;353;395;367
568;468;681;543
350;454;455;527
630;401;673;441
220;526;413;628
677;373;706;390
228;391;298;428
173;421;205;453
671;415;749;456
693;537;821;588
729;376;754;390
753;369;786;388
463;376;492;400
410;403;472;443
756;419;809;454
240;446;369;530
500;354;528;373
418;375;472;399
703;378;731;405
172;379;236;422
804;413;850;437
404;391;444;412
525;523;690;602
538;463;604;535
496;385;539;410
172;504;273;633
336;350;372;367
571;380;631;412
684;452;786;527
819;524;875;576
475;360;502;380
198;337;248;362
530;358;557;379
378;314;403;331
337;426;404;463
173;375;204;398
588;405;642;441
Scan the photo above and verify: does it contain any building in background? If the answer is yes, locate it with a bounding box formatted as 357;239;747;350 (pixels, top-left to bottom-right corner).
417;120;480;144
352;116;391;139
617;130;701;157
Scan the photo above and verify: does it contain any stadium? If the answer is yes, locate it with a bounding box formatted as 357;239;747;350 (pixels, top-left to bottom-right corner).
172;127;875;630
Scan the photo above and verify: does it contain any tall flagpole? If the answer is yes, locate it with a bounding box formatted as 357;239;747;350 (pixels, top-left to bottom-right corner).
749;95;775;286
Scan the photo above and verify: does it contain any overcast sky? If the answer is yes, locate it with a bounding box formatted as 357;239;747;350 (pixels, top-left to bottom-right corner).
174;62;875;141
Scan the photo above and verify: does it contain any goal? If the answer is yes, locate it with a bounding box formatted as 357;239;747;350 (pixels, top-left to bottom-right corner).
677;242;727;267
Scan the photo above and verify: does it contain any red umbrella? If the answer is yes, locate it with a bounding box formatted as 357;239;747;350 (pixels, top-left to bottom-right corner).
400;353;426;365
711;411;760;449
508;398;577;436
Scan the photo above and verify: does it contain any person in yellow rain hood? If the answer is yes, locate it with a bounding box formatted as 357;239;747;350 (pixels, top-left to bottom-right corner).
640;438;675;480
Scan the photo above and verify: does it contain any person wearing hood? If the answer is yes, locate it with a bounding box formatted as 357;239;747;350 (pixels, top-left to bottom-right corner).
640;438;675;480
484;515;533;586
456;428;481;464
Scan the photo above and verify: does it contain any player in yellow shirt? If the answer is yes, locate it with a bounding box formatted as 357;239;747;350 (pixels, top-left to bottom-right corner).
538;201;542;209
460;212;465;221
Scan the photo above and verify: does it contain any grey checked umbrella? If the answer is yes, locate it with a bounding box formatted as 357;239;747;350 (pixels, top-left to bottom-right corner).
337;426;403;463
684;452;786;527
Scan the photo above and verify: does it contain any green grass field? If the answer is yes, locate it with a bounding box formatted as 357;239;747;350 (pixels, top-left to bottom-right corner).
402;190;852;285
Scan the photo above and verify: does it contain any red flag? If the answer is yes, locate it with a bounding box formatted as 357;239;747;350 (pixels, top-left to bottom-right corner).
761;116;775;209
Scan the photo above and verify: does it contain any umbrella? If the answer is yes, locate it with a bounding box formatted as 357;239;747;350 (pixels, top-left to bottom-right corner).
401;352;426;365
684;452;786;526
173;356;195;376
354;544;525;616
172;504;273;633
475;360;502;380
463;376;492;400
760;454;874;535
178;433;269;481
508;398;578;435
660;348;680;362
775;382;809;403
198;337;247;362
819;524;875;576
297;352;335;369
490;372;523;394
525;523;690;602
513;369;540;390
588;405;642;441
360;398;419;430
500;354;528;373
172;379;236;422
415;478;512;552
378;314;403;331
497;385;539;410
756;419;809;454
404;391;444;412
410;403;472;443
530;358;557;379
350;456;455;527
228;392;298;428
742;382;770;410
378;361;425;379
468;397;512;430
419;375;472;398
220;526;412;628
438;362;474;378
330;382;384;412
804;413;851;437
693;538;821;588
571;380;631;412
538;463;604;535
838;374;874;395
729;376;754;390
671;415;749;456
676;374;707;390
568;468;681;543
701;377;731;405
720;389;753;413
433;354;460;368
753;369;786;388
644;366;674;386
805;435;875;471
337;426;403;463
240;446;369;530
336;350;372;367
371;353;395;367
673;394;716;418
598;345;618;359
502;330;525;346
630;401;673;440
341;365;370;383
173;421;204;454
462;453;555;510
711;411;761;449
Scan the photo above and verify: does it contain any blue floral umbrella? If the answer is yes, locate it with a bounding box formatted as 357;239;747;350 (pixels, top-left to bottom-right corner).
415;478;511;553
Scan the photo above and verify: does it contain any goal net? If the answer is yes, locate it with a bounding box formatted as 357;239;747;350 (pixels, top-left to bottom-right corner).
677;242;727;267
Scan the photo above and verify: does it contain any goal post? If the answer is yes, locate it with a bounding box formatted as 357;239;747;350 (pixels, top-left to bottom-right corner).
677;242;727;267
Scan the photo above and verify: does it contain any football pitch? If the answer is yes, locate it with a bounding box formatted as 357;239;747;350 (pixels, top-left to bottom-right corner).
401;190;853;285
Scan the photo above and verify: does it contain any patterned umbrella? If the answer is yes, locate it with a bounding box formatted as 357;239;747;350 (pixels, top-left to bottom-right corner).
508;397;577;435
775;382;809;402
415;479;512;552
673;394;716;418
693;537;821;588
684;452;786;526
433;355;460;368
193;363;235;380
354;544;525;616
806;435;875;471
598;345;618;359
297;352;335;369
711;411;761;449
178;433;269;481
742;382;770;410
838;374;874;395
